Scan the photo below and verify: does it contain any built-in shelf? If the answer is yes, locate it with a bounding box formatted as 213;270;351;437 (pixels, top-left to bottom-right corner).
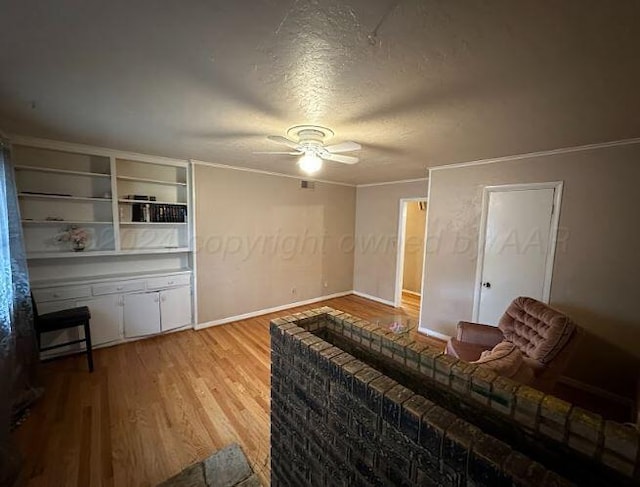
28;250;118;259
119;222;187;226
16;141;192;262
27;247;190;260
117;175;187;186
119;247;191;255
15;165;111;178
117;199;187;206
22;220;113;225
19;193;112;202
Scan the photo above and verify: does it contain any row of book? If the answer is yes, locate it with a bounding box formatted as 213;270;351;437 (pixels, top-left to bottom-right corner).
132;203;187;223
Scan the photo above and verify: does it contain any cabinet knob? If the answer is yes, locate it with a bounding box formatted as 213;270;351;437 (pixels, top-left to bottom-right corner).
116;286;123;291
52;293;60;298
168;281;174;285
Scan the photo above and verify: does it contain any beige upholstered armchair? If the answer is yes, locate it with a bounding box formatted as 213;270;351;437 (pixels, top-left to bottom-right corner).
446;296;580;392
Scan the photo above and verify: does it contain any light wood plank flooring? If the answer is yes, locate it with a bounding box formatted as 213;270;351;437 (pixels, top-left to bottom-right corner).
401;290;421;317
12;294;443;487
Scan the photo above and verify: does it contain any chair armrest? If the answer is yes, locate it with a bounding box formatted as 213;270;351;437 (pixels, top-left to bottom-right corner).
456;321;504;348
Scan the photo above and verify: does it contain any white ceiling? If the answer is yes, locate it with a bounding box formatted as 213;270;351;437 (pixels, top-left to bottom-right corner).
1;0;639;184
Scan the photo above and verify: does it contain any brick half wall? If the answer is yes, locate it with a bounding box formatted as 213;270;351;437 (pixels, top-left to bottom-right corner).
270;308;639;486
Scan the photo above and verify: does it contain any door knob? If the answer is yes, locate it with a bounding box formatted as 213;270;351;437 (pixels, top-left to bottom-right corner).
482;282;491;288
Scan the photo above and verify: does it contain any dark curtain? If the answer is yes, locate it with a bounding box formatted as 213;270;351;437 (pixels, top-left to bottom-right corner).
0;141;41;485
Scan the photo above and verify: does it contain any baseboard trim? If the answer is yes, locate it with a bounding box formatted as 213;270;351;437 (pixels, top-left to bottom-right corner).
352;291;396;307
401;289;421;297
195;291;353;330
558;376;635;408
417;327;452;342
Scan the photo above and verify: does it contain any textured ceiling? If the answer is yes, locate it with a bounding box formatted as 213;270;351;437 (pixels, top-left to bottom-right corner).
1;0;639;184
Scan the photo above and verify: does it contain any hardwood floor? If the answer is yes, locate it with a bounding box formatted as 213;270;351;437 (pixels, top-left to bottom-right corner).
12;294;443;487
401;290;421;317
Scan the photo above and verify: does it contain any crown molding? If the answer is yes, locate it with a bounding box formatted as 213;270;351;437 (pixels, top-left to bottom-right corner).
190;159;356;187
356;177;429;188
428;137;640;172
9;134;189;167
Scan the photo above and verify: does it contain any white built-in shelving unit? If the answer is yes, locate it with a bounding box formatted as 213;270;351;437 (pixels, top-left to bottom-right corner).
13;141;192;257
12;136;196;356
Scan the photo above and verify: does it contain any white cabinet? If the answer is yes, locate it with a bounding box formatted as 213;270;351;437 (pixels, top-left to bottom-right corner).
33;285;91;303
147;274;190;290
77;295;123;346
32;271;193;353
13;145;115;256
160;286;192;331
92;280;144;296
124;292;161;338
123;286;191;337
13;142;192;258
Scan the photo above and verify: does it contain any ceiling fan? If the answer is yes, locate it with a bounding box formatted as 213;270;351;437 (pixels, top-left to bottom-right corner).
254;125;361;174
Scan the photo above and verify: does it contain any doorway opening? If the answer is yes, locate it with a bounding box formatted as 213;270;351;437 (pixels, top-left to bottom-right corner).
394;198;428;318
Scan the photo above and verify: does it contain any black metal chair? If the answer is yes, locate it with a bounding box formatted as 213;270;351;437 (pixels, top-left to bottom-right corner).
32;295;94;372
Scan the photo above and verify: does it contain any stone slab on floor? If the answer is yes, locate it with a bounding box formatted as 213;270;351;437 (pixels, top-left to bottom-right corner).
158;463;206;487
204;443;253;487
158;443;257;487
235;474;261;487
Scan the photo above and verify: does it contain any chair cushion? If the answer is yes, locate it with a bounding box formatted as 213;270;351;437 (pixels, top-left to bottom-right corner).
36;306;91;332
498;296;576;364
446;338;487;362
472;341;534;383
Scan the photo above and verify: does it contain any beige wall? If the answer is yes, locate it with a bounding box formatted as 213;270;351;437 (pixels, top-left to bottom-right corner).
402;202;427;294
194;165;355;323
353;181;429;303
420;144;640;396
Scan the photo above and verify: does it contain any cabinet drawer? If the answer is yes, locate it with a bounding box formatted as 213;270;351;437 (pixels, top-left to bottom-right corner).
92;280;145;296
146;274;190;290
33;286;91;303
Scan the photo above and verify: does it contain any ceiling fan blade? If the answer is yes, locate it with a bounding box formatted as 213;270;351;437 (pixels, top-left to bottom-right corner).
324;141;362;153
253;151;302;155
321;152;359;164
267;135;301;150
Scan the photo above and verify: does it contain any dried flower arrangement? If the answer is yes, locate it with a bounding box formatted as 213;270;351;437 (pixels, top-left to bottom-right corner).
56;225;89;251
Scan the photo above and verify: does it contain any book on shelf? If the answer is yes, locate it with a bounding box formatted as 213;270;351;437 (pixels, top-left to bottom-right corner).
125;194;157;201
131;203;187;223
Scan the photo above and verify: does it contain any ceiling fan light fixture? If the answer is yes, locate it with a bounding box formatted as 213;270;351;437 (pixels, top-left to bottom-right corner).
298;152;323;174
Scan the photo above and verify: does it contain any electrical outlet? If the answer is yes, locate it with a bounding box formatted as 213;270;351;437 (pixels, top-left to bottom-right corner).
323;281;328;288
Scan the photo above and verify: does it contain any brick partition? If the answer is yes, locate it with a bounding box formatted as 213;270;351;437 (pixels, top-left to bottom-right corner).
270;307;640;486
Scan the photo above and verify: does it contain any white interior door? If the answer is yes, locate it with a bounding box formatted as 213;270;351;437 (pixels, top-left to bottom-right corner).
475;186;559;325
124;292;161;338
160;286;192;331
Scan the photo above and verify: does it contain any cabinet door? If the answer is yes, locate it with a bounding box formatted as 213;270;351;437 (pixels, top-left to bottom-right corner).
124;292;161;338
160;286;192;331
77;295;123;346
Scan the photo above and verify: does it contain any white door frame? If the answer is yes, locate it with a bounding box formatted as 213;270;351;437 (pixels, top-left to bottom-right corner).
394;197;428;307
472;181;564;322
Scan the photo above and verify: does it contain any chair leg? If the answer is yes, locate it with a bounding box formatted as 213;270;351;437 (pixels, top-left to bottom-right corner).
84;321;94;373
